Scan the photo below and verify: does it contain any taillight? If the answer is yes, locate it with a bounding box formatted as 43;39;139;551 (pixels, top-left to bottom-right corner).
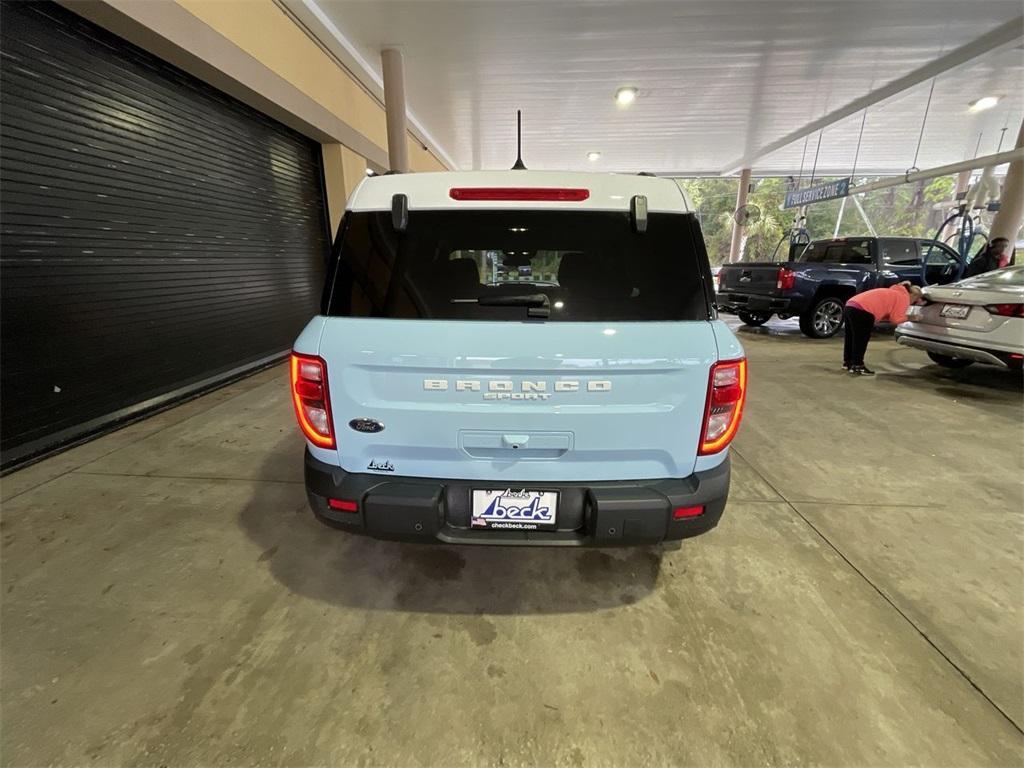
449;187;590;202
776;267;796;291
984;303;1024;318
290;353;335;449
699;359;747;455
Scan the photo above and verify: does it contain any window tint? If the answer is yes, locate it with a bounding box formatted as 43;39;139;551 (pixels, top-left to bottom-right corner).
881;240;919;266
800;240;871;264
325;210;710;321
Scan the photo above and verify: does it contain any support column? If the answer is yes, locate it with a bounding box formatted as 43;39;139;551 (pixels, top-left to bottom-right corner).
381;48;409;173
728;168;752;263
990;120;1024;244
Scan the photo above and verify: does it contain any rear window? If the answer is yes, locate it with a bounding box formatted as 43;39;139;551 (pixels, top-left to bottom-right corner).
799;240;872;264
324;210;710;321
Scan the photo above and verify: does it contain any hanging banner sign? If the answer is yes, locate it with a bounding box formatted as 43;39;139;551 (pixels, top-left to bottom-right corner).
784;177;851;209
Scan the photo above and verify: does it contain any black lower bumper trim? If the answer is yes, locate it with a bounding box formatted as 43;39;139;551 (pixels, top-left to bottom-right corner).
304;450;731;546
718;293;797;313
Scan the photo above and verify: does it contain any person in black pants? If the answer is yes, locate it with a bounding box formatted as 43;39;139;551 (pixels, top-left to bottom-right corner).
843;304;876;374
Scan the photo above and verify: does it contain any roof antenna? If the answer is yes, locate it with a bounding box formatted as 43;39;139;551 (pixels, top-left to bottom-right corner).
511;110;527;170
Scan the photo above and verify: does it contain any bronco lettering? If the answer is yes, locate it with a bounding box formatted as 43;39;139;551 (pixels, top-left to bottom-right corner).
424;378;611;397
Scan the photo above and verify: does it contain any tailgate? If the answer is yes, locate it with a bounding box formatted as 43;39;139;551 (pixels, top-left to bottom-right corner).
318;318;718;482
719;263;781;295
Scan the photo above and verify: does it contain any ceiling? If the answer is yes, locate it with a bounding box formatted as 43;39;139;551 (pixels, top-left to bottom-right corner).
303;0;1024;176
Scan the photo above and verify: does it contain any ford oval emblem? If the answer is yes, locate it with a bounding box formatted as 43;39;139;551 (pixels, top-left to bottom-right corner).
349;418;384;434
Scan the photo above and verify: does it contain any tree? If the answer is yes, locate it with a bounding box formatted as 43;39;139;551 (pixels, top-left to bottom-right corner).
681;174;964;265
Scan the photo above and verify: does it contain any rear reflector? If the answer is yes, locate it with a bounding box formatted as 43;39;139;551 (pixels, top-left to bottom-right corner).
327;498;358;513
699;358;748;455
673;505;704;519
449;187;590;202
290;353;335;449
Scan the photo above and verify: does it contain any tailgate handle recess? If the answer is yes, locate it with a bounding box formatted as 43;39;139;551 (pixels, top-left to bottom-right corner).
502;434;530;449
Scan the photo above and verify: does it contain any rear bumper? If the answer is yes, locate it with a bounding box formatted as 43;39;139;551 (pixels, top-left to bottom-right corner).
304;450;730;546
895;329;1022;369
717;292;799;314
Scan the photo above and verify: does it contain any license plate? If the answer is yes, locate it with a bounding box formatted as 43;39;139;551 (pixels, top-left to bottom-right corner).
940;304;971;319
471;489;558;530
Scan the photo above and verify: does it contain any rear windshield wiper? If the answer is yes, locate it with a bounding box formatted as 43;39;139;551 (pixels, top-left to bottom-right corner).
451;293;550;318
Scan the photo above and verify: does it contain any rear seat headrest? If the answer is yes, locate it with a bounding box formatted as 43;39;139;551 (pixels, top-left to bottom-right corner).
445;258;482;294
557;252;631;299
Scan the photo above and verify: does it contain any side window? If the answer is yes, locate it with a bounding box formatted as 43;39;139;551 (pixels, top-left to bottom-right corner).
822;245;846;263
919;240;958;266
841;242;872;264
800;243;828;263
823;241;871;264
881;240;919;266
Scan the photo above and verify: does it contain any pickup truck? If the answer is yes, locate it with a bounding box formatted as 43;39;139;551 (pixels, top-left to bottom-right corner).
717;236;963;337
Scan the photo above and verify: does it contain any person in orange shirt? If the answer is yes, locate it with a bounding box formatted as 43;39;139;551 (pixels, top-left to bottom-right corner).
843;282;924;375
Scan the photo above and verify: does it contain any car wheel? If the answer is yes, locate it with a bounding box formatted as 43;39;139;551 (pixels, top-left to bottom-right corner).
927;352;973;369
738;311;771;327
800;297;845;338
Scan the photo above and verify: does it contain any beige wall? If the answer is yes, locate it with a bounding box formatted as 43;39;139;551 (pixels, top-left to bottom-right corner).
321;144;372;237
322;141;444;236
408;136;446;173
321;144;347;240
174;0;447;226
177;0;386;146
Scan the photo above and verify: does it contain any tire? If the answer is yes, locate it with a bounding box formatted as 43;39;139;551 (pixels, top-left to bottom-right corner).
800;296;846;338
927;352;973;369
738;311;771;327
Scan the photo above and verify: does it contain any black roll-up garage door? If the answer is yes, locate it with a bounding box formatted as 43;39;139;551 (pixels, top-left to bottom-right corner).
0;1;329;468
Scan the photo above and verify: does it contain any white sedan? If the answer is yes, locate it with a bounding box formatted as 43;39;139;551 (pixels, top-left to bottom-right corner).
896;265;1024;370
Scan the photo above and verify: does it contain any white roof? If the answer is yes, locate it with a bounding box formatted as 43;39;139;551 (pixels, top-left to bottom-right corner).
348;170;693;213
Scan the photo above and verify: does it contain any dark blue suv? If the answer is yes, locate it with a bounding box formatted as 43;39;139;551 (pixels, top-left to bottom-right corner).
717;237;963;337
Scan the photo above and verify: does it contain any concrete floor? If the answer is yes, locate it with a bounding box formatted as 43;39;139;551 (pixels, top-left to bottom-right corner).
2;319;1022;766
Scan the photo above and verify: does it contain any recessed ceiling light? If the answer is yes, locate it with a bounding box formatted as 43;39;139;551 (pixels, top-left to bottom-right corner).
968;96;1000;113
615;87;638;106
587;151;602;162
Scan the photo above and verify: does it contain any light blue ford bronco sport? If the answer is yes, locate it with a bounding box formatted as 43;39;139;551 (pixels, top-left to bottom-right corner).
291;170;746;546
